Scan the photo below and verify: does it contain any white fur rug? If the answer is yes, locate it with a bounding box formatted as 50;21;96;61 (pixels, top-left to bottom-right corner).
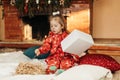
0;51;55;80
0;51;119;80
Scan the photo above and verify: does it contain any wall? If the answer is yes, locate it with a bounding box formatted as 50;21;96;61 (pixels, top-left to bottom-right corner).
0;5;4;41
93;0;120;38
67;4;90;34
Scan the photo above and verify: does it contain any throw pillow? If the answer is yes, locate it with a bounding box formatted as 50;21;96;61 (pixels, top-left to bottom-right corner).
79;54;120;72
52;65;112;80
23;46;50;59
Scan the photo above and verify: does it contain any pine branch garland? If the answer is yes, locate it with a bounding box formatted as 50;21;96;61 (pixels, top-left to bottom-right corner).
15;0;72;17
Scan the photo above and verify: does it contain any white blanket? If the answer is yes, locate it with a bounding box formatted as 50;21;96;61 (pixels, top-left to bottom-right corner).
1;75;55;80
0;51;113;80
0;51;55;80
0;51;31;63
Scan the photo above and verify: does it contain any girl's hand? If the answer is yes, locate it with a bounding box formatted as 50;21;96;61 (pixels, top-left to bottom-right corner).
35;49;40;56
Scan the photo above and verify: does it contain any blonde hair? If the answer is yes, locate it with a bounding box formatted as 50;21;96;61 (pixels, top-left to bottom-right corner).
49;14;67;32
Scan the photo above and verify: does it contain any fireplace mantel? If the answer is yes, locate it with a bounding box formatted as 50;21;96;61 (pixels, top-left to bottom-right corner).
0;41;43;49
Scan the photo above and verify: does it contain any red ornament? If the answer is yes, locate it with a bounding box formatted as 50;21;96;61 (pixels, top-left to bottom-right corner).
24;4;28;13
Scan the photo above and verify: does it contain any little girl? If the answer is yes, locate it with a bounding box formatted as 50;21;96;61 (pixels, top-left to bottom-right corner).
35;14;80;74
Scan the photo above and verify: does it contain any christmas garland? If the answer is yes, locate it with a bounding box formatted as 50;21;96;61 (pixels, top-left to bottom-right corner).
14;0;72;17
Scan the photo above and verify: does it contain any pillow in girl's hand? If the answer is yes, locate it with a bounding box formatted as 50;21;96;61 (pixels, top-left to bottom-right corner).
79;54;120;72
61;29;94;55
52;65;113;80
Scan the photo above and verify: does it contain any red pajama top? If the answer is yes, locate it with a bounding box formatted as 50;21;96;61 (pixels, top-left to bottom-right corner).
38;31;68;56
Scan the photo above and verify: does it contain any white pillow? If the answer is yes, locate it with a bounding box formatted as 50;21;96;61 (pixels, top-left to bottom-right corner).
52;64;113;80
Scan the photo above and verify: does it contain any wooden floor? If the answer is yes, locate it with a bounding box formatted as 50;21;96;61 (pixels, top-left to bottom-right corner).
88;44;120;56
0;42;120;56
0;41;42;49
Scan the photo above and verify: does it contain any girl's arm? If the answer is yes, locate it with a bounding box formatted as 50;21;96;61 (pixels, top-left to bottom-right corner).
38;36;52;54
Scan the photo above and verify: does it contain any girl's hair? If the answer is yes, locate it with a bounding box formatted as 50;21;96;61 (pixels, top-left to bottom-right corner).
49;14;67;32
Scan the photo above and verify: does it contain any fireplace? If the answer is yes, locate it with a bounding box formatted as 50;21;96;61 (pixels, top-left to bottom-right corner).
0;2;92;49
0;2;90;43
21;15;50;41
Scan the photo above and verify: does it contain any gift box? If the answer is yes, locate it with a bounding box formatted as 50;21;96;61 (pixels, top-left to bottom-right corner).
61;29;94;55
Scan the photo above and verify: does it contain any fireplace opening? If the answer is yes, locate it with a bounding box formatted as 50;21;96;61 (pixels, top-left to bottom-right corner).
21;15;50;41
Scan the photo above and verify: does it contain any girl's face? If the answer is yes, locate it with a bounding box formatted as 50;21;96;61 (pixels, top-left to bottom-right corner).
50;20;63;34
